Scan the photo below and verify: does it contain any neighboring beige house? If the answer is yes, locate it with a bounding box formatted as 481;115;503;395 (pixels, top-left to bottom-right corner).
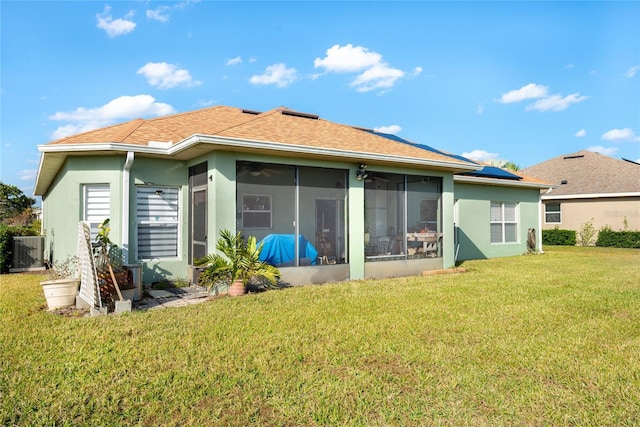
522;150;640;231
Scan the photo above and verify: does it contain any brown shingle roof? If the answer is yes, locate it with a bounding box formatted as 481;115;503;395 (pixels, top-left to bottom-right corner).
44;105;469;166
522;150;640;196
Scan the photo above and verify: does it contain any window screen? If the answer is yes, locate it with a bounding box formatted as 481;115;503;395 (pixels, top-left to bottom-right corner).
136;186;179;259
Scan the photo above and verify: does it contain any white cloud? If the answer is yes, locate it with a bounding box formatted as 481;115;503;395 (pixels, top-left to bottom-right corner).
226;56;242;66
147;6;170;23
525;93;589;112
602;128;640;142
625;65;640;78
49;95;175;139
462;149;500;162
18;169;37;181
410;66;423;77
146;0;199;23
96;5;136;38
174;0;201;10
249;63;297;88
248;57;256;63
498;83;589;112
314;44;382;73
587;146;619;156
314;44;405;93
373;125;401;134
476;105;484;115
350;64;404;93
498;83;548;104
565;64;575;69
137;62;201;89
194;99;217;108
575;129;587;137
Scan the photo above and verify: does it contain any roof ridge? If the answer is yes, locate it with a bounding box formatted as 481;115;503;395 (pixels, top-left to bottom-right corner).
145;104;227;125
119;118;152;142
49;118;145;144
207;107;283;135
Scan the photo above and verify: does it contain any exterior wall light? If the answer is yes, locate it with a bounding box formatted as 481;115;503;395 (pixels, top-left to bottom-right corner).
356;163;368;181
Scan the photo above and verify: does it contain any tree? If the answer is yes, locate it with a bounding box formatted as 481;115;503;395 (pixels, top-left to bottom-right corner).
485;159;521;171
0;182;36;224
502;161;521;171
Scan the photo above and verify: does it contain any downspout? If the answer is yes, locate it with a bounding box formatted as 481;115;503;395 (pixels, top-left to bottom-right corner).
122;152;135;263
538;187;553;253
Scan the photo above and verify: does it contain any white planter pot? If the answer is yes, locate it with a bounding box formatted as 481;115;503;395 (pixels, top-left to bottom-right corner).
41;279;81;310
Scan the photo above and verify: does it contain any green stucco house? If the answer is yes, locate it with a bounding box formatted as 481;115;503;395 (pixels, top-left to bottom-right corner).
34;106;551;286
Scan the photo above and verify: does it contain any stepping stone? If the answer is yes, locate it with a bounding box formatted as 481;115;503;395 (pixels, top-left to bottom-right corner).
147;289;174;299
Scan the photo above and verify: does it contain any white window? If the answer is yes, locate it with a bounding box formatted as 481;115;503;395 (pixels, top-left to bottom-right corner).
490;202;518;243
136;186;179;259
545;203;561;223
84;184;110;241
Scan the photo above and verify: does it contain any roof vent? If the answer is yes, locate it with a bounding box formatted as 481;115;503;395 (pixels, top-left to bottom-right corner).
563;154;584;160
280;109;319;120
561;179;568;185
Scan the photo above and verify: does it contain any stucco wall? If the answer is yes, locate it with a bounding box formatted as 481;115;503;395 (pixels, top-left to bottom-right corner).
129;156;190;282
454;182;541;261
542;197;640;231
43;150;504;285
42;156;124;264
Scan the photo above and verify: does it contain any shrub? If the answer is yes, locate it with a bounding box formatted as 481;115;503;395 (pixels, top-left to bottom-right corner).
576;219;597;246
596;226;640;248
0;224;39;273
542;228;576;246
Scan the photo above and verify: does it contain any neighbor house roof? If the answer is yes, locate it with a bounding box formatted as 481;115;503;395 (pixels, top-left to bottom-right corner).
522;150;640;199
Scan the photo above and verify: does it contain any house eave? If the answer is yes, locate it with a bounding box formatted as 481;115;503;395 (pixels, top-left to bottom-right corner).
454;174;555;189
35;135;481;195
542;192;640;200
181;134;481;173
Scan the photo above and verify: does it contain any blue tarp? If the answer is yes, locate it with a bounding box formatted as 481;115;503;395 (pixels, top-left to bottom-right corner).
258;234;318;266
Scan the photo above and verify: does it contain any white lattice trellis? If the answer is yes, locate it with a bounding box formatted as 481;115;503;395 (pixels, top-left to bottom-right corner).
77;221;101;308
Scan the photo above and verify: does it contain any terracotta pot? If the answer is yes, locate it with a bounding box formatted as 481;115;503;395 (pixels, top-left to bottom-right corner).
228;279;246;297
41;279;81;310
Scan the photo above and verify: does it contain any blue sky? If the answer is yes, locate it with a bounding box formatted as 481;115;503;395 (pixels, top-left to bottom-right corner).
2;1;639;199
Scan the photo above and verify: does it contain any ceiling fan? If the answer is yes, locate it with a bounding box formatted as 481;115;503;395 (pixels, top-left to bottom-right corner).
365;172;390;183
237;161;282;177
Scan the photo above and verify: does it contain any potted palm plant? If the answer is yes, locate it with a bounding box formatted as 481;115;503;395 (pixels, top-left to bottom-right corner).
41;255;81;310
195;229;280;296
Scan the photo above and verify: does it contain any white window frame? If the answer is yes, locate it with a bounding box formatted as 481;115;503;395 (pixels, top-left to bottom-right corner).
545;203;561;224
83;184;110;241
136;185;180;260
490;201;519;244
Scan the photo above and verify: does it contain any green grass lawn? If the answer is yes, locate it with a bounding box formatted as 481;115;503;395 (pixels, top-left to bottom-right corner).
2;246;639;426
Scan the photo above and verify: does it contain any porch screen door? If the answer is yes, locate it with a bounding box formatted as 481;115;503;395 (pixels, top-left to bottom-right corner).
189;163;208;264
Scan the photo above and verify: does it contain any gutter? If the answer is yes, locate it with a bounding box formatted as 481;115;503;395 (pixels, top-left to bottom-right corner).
37;135;480;172
542;191;640;200
122;152;135;263
35;135;482;195
454;174;556;190
181;134;481;172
